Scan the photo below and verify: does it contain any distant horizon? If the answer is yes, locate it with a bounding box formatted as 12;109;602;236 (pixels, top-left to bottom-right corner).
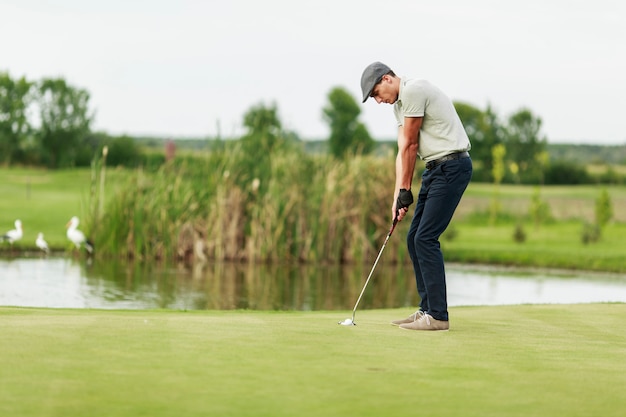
115;132;626;147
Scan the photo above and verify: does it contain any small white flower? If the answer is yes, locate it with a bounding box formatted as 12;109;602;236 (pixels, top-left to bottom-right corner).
251;178;260;192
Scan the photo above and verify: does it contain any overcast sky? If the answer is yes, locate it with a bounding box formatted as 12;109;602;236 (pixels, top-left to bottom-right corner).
2;0;624;144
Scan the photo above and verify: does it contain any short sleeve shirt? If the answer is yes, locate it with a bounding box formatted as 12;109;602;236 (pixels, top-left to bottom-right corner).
393;78;471;161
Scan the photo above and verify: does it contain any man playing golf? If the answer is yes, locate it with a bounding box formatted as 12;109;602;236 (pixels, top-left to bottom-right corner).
361;62;472;331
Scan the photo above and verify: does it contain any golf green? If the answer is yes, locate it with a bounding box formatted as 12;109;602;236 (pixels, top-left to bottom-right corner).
1;304;624;417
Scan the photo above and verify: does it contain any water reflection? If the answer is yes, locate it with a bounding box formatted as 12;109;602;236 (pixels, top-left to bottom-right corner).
0;257;419;310
88;260;420;311
1;256;625;310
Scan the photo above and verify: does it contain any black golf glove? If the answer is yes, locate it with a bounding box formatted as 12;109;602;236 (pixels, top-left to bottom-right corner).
396;188;414;211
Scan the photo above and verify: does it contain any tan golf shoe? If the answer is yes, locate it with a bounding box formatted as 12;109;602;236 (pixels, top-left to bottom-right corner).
390;310;425;326
399;313;449;331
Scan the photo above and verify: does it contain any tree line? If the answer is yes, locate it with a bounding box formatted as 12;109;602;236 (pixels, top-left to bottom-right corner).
0;72;145;168
1;71;623;184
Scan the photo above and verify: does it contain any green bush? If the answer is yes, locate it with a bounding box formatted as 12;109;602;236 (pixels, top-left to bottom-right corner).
581;222;601;244
544;160;591;184
513;223;526;243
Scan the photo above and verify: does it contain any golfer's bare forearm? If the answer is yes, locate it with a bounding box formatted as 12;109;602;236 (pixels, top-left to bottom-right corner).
396;118;421;190
396;149;416;191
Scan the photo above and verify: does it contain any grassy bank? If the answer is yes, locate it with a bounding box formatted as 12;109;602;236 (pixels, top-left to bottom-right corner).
1;304;624;417
443;221;626;271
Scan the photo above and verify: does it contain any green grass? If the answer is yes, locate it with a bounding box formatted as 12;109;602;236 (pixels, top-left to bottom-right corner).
442;220;626;272
0;167;126;249
1;305;624;417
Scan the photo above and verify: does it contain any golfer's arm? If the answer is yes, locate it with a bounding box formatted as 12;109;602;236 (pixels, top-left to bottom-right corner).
395;117;422;191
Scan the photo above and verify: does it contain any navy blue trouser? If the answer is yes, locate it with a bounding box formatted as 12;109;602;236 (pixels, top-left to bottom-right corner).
406;157;472;321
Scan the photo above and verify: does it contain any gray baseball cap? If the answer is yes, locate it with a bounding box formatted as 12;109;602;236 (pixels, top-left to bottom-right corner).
361;61;392;103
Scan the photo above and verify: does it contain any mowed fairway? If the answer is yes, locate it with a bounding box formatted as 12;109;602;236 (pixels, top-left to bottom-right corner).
1;304;624;417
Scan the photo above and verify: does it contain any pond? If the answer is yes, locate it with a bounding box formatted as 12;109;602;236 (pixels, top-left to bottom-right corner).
1;256;625;310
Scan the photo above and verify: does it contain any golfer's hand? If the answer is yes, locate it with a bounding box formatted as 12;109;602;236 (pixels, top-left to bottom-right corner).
392;199;409;222
394;188;413;222
394;205;409;222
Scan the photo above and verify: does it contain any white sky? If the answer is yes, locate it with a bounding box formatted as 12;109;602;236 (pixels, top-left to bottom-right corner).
1;0;625;144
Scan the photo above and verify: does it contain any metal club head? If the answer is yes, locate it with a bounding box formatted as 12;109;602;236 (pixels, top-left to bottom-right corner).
338;318;356;326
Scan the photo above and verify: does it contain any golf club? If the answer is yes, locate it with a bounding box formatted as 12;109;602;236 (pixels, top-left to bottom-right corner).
338;217;398;326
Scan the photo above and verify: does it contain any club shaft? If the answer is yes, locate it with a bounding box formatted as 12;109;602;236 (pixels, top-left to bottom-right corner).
351;220;397;322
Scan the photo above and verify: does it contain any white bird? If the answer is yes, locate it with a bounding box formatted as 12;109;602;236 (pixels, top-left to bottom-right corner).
66;216;94;254
36;232;50;253
1;219;23;245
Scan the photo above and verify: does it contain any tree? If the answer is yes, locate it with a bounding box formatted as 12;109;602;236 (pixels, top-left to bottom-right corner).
454;101;503;181
105;135;143;167
595;188;613;228
323;87;374;158
236;102;299;191
241;102;283;155
503;108;547;183
489;144;506;224
36;77;93;168
0;72;32;165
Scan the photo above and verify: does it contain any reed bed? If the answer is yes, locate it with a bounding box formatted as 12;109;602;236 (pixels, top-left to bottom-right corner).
94;145;400;263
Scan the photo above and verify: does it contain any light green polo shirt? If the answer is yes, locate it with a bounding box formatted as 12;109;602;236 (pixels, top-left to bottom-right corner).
393;77;471;162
